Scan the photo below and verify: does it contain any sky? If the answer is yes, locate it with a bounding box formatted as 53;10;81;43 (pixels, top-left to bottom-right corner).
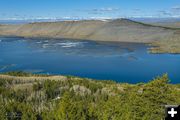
0;0;180;20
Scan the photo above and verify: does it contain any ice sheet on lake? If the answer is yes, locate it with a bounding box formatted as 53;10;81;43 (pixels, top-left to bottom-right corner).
55;42;86;48
40;41;87;48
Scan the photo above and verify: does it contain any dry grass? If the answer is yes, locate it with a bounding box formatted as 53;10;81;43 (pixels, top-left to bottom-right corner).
151;22;180;29
0;74;68;91
0;19;176;43
148;33;180;54
12;83;34;91
0;74;67;83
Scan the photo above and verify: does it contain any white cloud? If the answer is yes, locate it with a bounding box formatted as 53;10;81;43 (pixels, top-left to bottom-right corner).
172;6;180;10
87;7;120;15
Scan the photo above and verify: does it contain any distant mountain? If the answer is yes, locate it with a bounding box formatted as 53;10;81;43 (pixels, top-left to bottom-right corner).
131;17;180;23
0;18;179;43
1;17;180;25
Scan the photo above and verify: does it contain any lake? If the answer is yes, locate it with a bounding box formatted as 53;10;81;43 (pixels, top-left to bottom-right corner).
0;37;179;83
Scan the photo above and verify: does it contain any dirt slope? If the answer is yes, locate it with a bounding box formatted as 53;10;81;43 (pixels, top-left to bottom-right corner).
0;19;178;43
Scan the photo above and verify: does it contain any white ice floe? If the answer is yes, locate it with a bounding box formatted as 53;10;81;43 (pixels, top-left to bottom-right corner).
42;44;49;48
44;40;49;42
36;41;42;44
55;42;86;48
61;45;74;48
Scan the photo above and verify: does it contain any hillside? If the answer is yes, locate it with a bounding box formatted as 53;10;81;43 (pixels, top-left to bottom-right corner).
0;19;177;42
150;22;180;29
0;71;180;120
0;19;180;53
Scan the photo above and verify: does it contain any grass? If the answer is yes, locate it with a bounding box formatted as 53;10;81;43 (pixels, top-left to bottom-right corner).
4;71;50;77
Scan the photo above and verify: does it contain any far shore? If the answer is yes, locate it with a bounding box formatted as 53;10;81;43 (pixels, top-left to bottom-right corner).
0;19;180;53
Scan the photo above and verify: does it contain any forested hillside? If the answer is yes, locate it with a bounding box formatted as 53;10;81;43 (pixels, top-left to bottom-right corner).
0;72;180;120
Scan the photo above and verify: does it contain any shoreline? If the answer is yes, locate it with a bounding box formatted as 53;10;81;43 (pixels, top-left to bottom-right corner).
0;19;180;54
1;35;180;54
0;71;179;84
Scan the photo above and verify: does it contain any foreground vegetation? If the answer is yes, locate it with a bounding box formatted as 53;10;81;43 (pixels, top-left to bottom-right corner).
0;71;180;120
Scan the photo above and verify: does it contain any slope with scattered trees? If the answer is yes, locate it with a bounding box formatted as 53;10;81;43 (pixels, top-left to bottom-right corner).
0;71;179;120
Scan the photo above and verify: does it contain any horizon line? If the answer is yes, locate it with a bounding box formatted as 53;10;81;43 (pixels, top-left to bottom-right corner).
0;16;180;21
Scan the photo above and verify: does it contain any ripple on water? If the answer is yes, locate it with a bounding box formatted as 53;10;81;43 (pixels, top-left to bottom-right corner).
0;64;17;71
23;69;44;73
128;56;138;61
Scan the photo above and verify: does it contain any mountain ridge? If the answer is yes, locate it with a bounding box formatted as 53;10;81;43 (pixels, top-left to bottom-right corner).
0;19;179;44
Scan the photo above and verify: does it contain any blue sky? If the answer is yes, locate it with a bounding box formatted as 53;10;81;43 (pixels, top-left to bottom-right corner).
0;0;180;20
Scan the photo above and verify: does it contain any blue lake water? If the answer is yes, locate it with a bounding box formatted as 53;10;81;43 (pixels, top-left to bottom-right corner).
0;37;179;83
